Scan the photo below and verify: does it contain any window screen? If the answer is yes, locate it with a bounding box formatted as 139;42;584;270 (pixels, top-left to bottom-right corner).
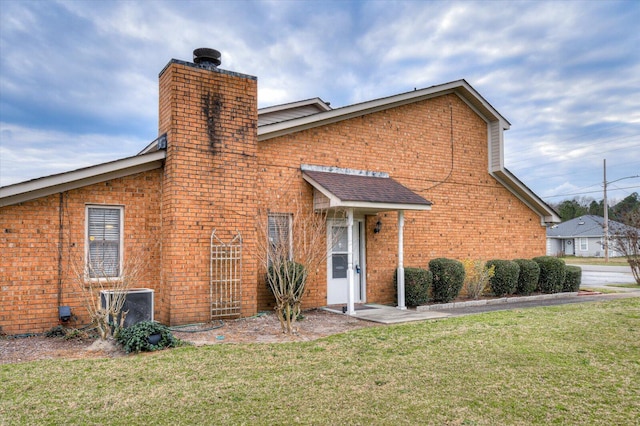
268;213;292;262
87;207;121;278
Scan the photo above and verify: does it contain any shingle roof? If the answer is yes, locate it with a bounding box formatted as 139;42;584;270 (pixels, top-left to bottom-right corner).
303;170;431;206
546;215;633;238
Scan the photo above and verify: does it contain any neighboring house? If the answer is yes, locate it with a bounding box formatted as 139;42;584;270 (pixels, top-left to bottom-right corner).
546;215;632;257
0;49;560;335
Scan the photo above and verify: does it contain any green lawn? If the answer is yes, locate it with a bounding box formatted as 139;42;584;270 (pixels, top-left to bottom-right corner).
561;256;630;266
2;299;639;425
610;283;640;289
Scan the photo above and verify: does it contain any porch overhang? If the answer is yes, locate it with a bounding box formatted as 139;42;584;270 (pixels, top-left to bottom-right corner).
301;165;432;213
302;165;431;316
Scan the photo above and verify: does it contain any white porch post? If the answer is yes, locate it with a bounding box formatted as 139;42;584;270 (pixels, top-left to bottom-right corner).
397;210;406;310
346;208;356;315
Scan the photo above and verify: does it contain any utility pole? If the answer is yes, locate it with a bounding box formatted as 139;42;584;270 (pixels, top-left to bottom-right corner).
602;165;640;263
603;159;609;262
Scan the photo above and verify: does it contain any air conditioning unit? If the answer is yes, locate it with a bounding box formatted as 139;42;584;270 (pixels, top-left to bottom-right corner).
100;288;154;328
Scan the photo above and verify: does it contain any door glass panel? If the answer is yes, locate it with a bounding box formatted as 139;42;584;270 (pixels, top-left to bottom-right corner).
331;226;347;252
332;254;348;278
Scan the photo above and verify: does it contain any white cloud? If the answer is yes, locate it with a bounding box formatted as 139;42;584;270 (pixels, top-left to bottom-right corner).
0;0;639;204
0;123;147;186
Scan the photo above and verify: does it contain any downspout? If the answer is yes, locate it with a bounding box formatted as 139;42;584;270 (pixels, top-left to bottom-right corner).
57;192;64;307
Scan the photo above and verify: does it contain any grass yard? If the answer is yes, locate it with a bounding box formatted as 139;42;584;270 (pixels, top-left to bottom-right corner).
561;256;630;266
612;283;640;289
2;299;639;425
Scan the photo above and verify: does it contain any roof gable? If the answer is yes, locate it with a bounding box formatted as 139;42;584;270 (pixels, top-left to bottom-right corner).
258;80;558;225
258;79;509;141
258;98;332;126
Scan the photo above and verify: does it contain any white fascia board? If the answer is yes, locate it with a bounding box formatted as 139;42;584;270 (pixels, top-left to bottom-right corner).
258;97;332;115
333;201;432;211
302;174;341;204
0;151;166;207
490;168;561;225
258;80;508;141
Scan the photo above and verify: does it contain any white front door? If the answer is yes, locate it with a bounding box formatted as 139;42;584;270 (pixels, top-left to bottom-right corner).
327;219;363;305
565;239;574;255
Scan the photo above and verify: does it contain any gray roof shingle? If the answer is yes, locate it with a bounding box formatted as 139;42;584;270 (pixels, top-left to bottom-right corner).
303;170;431;206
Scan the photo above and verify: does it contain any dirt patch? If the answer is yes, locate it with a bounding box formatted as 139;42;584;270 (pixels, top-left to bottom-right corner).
0;309;379;364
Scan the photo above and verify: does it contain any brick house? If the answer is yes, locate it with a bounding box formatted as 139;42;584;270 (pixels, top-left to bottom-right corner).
0;49;559;335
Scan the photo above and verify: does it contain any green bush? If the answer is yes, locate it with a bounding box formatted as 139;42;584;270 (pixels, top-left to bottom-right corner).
116;321;179;354
394;267;432;306
486;260;520;296
266;260;306;295
513;259;540;295
533;256;566;294
429;258;465;303
563;265;582;292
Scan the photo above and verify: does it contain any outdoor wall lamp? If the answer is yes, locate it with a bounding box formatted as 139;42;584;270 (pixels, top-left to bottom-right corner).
374;219;382;234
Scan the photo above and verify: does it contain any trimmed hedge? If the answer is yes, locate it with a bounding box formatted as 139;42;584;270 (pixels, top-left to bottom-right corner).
486;259;520;296
429;258;465;303
395;267;432;306
513;259;540;295
563;265;582;292
533;256;566;294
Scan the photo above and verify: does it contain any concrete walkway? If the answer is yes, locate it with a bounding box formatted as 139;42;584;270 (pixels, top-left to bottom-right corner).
323;290;640;325
324;304;451;324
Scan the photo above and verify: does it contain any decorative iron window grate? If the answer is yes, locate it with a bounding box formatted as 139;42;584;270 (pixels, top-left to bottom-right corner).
210;230;242;319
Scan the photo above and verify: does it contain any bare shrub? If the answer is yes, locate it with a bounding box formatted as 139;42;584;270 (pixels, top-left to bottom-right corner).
462;259;495;300
255;174;338;334
609;210;640;284
67;242;153;340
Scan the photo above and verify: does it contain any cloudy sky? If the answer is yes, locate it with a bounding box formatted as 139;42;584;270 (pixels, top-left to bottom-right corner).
1;0;639;205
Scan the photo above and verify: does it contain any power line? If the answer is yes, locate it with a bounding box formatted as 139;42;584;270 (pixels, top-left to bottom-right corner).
543;184;640;200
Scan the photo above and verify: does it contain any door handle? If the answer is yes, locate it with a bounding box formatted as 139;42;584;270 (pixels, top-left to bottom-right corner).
355;265;361;274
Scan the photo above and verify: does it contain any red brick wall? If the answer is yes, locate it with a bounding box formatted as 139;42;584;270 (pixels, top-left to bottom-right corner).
1;62;548;334
0;170;162;335
257;94;546;307
158;61;259;325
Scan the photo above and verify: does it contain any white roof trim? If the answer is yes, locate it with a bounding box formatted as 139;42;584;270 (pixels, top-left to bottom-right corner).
490;168;560;225
258;97;332;115
258;80;509;141
0;151;166;207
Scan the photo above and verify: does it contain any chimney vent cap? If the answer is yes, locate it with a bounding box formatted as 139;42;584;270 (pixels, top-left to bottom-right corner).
193;48;221;66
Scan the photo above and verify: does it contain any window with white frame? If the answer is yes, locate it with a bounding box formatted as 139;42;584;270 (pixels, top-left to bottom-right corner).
579;237;588;252
267;213;292;263
86;206;123;278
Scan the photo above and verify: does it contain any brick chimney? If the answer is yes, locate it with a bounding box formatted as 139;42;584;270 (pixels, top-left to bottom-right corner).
157;49;259;325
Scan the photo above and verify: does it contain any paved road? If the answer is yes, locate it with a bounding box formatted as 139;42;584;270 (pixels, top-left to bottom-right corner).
569;263;637;290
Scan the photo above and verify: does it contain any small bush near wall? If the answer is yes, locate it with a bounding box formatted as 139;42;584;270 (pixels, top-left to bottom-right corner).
563;265;582;292
461;259;495;300
395;267;432;306
486;260;520;297
513;259;540;295
117;321;180;353
429;258;465;303
533;256;566;294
